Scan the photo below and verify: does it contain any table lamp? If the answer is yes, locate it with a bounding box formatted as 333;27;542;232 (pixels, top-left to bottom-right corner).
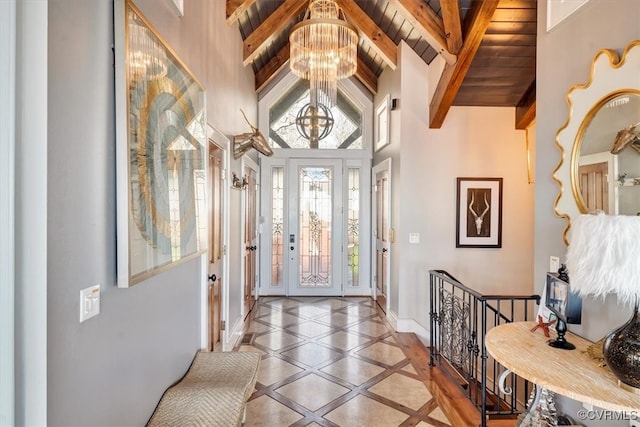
565;213;640;391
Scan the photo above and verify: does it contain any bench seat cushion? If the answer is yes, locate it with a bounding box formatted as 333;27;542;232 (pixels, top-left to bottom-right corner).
147;351;261;427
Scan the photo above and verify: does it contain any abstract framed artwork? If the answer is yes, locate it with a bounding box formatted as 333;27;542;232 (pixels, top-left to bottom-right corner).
374;94;390;151
456;178;503;248
114;0;207;287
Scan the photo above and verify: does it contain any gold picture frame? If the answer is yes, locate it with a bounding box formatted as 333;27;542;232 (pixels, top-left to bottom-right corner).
114;0;207;287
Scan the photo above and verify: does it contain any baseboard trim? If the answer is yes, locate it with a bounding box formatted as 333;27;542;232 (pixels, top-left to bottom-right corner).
391;316;430;347
224;316;244;351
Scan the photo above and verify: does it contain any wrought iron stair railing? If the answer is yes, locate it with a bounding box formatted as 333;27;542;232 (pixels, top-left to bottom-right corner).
429;270;540;427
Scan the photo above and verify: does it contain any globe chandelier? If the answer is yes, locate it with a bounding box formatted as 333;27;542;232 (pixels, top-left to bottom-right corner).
289;0;358;108
295;103;334;148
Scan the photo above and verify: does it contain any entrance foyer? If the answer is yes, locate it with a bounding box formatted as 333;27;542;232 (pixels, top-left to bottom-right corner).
237;297;454;426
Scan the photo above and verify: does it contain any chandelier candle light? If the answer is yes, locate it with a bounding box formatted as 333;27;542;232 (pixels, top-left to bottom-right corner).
289;0;358;108
566;212;640;392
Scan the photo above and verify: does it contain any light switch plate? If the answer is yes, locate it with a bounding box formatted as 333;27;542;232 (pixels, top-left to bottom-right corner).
80;284;100;323
409;233;420;244
549;256;560;273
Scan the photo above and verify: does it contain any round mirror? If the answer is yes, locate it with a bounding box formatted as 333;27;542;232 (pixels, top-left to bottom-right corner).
571;90;640;215
554;40;640;245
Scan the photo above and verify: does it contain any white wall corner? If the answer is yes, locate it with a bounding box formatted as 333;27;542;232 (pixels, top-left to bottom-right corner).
224;315;244;351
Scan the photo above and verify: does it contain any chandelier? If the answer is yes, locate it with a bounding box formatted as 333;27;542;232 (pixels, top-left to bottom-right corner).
289;0;358;108
295;103;334;148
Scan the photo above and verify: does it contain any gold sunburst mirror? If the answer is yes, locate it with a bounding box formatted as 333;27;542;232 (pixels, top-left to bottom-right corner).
553;40;640;245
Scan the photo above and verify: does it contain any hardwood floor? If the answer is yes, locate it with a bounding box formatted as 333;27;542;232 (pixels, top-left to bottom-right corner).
235;296;492;426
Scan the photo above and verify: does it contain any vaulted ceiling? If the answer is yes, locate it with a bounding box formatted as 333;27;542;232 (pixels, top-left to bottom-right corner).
226;0;536;129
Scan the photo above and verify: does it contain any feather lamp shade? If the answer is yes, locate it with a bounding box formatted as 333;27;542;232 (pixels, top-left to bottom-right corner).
566;212;640;391
566;213;640;306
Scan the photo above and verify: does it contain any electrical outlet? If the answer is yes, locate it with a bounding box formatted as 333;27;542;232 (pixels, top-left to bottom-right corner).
549;256;560;273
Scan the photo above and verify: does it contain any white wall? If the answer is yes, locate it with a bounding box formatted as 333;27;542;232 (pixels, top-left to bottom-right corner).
374;42;535;340
46;1;255;425
536;1;639;424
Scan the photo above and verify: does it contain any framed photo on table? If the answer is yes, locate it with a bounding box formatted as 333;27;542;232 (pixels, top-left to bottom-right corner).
114;0;207;287
456;177;503;248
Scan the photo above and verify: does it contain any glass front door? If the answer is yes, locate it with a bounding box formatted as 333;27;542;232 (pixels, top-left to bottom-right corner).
288;159;343;295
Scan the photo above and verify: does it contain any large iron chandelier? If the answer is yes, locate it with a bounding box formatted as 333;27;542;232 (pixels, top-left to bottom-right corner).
295;103;334;148
289;0;358;108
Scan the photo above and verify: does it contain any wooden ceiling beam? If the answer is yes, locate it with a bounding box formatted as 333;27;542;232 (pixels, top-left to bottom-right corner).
429;0;499;128
440;0;462;54
226;0;256;26
515;80;536;129
242;0;307;66
255;42;290;93
337;0;397;70
355;57;377;95
387;0;456;65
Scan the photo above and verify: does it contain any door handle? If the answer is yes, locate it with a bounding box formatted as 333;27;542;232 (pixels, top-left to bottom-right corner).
208;274;217;282
382;248;388;253
290;246;294;251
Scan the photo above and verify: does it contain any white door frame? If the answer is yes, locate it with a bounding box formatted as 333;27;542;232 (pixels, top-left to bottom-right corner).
203;125;231;349
372;158;392;314
1;2;16;424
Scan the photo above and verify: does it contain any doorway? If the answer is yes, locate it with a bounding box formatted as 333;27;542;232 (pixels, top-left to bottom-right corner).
372;159;391;314
259;157;370;297
243;159;259;318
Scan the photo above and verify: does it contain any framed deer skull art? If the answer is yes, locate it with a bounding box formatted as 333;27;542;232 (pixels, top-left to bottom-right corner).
456;177;503;248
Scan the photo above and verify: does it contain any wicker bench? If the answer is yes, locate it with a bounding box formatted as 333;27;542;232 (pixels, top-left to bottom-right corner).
147;350;261;427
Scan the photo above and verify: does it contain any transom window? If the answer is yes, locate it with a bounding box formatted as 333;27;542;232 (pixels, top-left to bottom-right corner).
269;80;363;150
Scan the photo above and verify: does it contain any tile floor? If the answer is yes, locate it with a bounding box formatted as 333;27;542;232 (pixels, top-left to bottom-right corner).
237;296;453;427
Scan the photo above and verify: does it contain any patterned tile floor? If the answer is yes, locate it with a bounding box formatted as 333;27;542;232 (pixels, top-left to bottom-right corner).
237;297;453;427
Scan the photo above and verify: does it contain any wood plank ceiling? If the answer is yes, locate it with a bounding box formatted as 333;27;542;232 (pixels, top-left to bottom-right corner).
227;0;536;129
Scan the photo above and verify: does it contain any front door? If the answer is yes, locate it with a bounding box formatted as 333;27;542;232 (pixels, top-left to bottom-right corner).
288;158;343;296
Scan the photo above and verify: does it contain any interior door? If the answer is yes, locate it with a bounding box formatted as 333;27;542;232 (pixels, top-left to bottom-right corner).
208;143;224;350
243;164;258;317
578;161;608;213
373;161;391;313
288;158;343;296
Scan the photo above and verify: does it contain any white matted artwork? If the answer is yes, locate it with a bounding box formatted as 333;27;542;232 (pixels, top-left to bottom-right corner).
456;177;503;248
374;94;390;151
547;0;589;32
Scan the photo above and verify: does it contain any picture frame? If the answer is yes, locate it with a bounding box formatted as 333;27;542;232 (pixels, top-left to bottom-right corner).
374;94;390;151
114;0;207;287
546;0;589;32
456;177;503;248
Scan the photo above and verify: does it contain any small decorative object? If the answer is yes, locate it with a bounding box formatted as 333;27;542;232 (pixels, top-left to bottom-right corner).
231;172;248;190
557;264;569;282
456;178;503;248
544;272;582;350
583;336;607;367
566;213;640;391
610;121;640;154
530;315;556;338
233;109;273;159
